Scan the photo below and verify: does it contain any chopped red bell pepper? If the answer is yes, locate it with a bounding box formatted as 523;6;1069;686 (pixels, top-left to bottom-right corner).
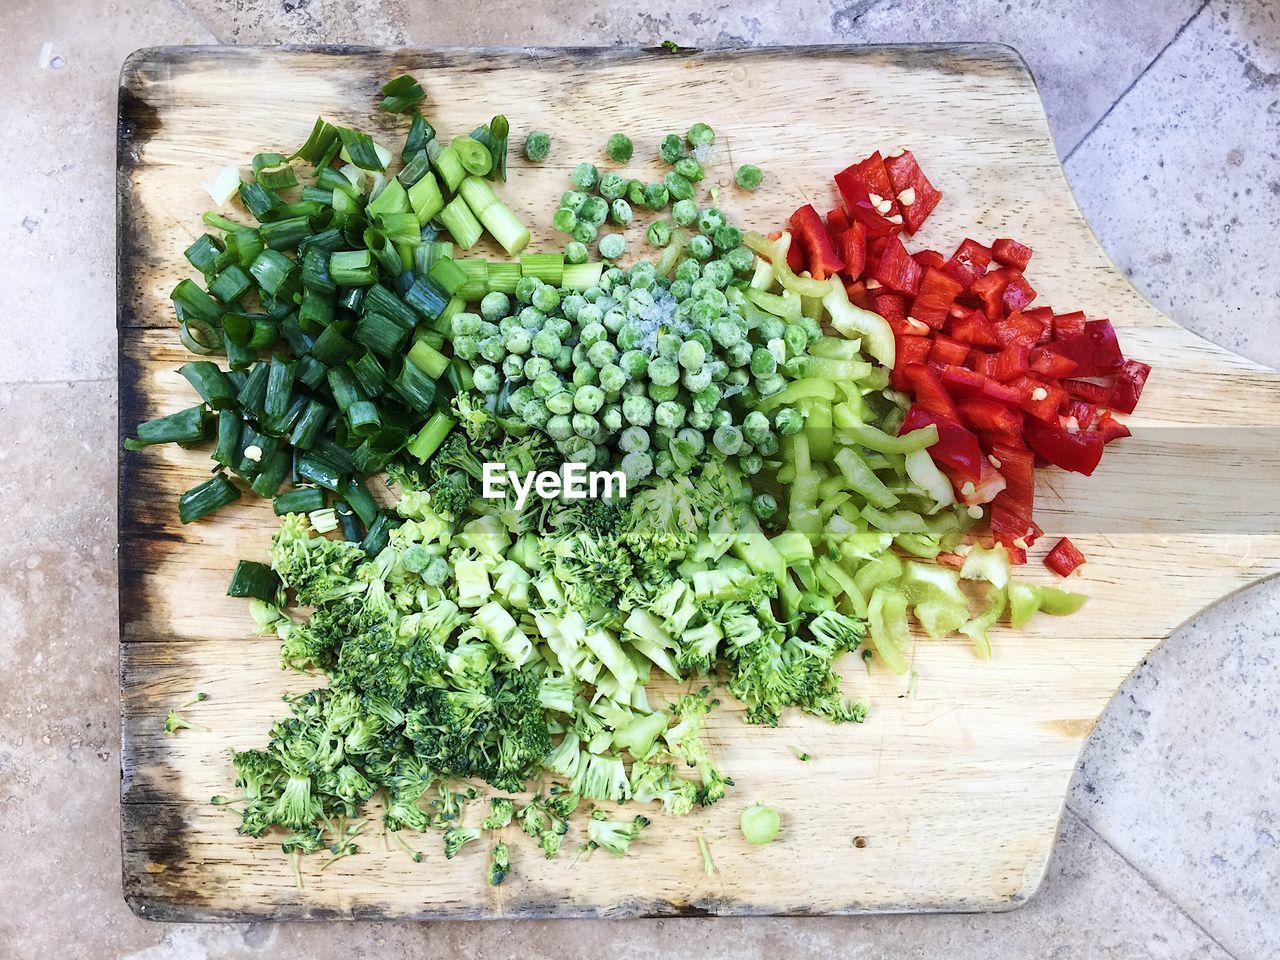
838;221;867;281
941;238;993;290
1052;310;1087;339
1062;399;1097;430
1093;411;1131;444
948;307;1000;347
990;501;1043;551
991;342;1031;383
1044;537;1086;577
1108;359;1151;414
904;364;960;420
989;442;1034;505
891;336;933;391
872;235;923;296
991;238;1033;271
957;456;1008;504
1001;270;1037;313
789;204;845;281
1062;378;1112;405
970;350;997;378
939;365;1023;409
845;280;874;310
928;334;970;366
971;268;1010;320
1011;374;1066;422
900;406;983;483
826;206;851;237
913;249;946;270
768;230;806;273
1029;346;1078;379
910;266;964;329
993;311;1049;348
1043;319;1125;376
873;293;910;330
884;149;942;234
834;152;902;239
1024;423;1105;475
958;398;1024;438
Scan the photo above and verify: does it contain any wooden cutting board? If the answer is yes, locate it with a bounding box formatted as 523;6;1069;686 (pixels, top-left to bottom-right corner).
117;45;1280;921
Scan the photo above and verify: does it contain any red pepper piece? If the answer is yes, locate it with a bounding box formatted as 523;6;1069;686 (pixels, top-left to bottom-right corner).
1108;359;1151;414
768;230;806;273
904;364;960;420
957;456;1008;504
989;503;1037;550
910;267;964;329
826;206;851;237
1024;424;1105;475
993;311;1048;348
1062;399;1097;430
789;204;845;281
1011;374;1066;422
1044;537;1086;577
1001;270;1037;313
872;234;923;296
928;334;970;366
991;238;1033;271
1023;306;1054;324
991;342;1031;383
971;268;1010;320
834;152;902;239
845;280;874;311
939;365;1023;409
1062;378;1112;404
838;221;867;281
1044;319;1125;377
891;335;934;391
941;238;993;291
884;149;942;234
1029;346;1078;379
958;398;1024;437
900;406;983;483
873;293;910;331
947;307;1000;347
1052;310;1087;339
970;350;997;377
914;249;946;270
1093;410;1132;444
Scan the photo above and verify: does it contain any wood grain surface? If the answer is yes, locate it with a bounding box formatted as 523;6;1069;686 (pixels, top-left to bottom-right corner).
117;45;1280;921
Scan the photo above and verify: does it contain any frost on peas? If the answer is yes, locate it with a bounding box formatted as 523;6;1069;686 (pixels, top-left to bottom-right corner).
598;363;627;394
619;349;649;379
478;292;510;323
605;133;634;163
451;334;479;360
653;450;675;477
687;122;715;148
646;219;673;247
702;260;734;289
571;162;599;190
564;240;589;265
518;306;545;329
580;196;609;227
622;394;654;426
774;406;804;436
674;258;701;283
599;171;629;200
533;371;562;398
649;382;679;403
643;182;670;211
621;451;654;481
578;321;606;347
524;356;552;380
669;279;692;301
648;357;680;387
560;190;589;213
552;207;578;234
672;198;698;227
546;391;574;416
755;432;779;457
452;311;483;337
696;207;725;235
784;323;809;358
742;410;772;446
523;130;551;162
713;224;742;251
559;293;586;321
756;373;786;397
603;306;628;331
502;354;526;380
571;413;600;440
599;233;627;261
515;275;542;304
681;366;713;393
472;364;500;394
693;383;722;412
687;408;713;430
735;163;763;191
505;328;532;355
571;364;597;388
479;336;506;363
530;329;561;359
725;245;755;274
609;198;633;227
601;404;623;432
710;318;744;348
687;235;713;261
655;400;686;429
523;401;552;429
586;339;618;368
627;179;647;207
656;334;681;359
663;171;694;201
531;285;560;313
545;316;572;340
673;156;704;182
619;425;650;453
726;339;753;368
675;427;705;455
751;346;778;377
553;344;573;372
658;133;684;164
738;452;763;476
572;384;606;415
677;339;706;371
571;221;598;245
615;322;643;351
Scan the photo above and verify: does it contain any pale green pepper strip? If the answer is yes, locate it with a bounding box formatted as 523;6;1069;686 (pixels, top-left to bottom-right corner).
862;505;930;535
834;447;899;509
1008;581;1088;628
914;597;971;640
960;585;1006;660
901;560;969;606
823;276;895;368
842;422;938;455
853;552;902;596
893;533;941;559
757;378;838;413
959;543;1012;589
816;556;868;618
743;231;833;298
867;586;911;675
904;448;955;508
746;287;802;322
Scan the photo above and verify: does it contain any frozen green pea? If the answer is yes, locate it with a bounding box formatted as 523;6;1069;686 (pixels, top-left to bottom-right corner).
675;427;705;455
523;131;551;162
525;356;553;380
479;335;506;363
580;196;609;226
626;179;646;207
571;412;600;438
677;339;706;370
503;354;526;380
531;285;560;314
533;372;562;398
687;328;712;352
674;258;701;283
681;366;713;393
710;318;743;348
687;408;713;430
642;182;670;211
755;432;779;456
523;401;551;429
702;259;734;289
564;240;589;265
712;424;743;455
646;219;673;247
784;323;809;357
553;344;573;371
472;363;500;393
726;339;753;367
658;134;683;164
603;307;627;332
663;171;694;201
696;207;724;234
759;317;786;342
599;171;629;200
609;198;633;227
515;275;542;304
571;365;597;389
621;451;653;480
648;382;679;403
546;391;574;416
687;122;714;148
452;334;479;360
713;224;742;251
775;406;804;435
725;245;755;274
565;437;597;464
656;334;681;358
598;363;626;394
478;292;509;323
599;233;627;261
586;339;618;367
573;384;605;414
619;426;650;453
531;329;561;358
578;321;606;347
738;452;763;475
687;235;713;260
605;133;633;163
751;492;777;519
560;293;586;322
545;414;574;441
546;316;572;339
571;162;599;190
735;163;763;191
648;356;680;387
756;373;786;397
655;400;685;429
673;156;704;183
517;306;545;328
560;191;588;214
507;386;534;415
693;384;721;412
750;347;777;377
552;207;578;234
668;279;692;301
622;394;654;426
571;221;598;245
619;349;649;379
601;404;622;432
616;323;644;351
653;450;675;477
672;198;697;227
742;410;771;445
505;328;532;355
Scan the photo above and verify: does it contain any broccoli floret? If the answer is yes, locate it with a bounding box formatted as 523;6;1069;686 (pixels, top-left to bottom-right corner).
270;513;364;607
662;690;733;806
585;811;650;857
443;826;482;859
487;840;510;885
482;797;514;830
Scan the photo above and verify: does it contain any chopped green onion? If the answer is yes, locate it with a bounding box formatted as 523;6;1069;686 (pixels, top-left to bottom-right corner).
367;177;410;219
428;140;466;192
452;135;492;177
438;195;484;249
309;323;358;365
360;511;400;555
453;259;489;300
211;409;241;464
355;311;411;357
561;261;604;291
390;357;438;413
291;118;339;166
427;257;468;296
171;278;223;325
124;405;213;450
297;455;343;492
249;446;290;497
336;127;385;171
289;399;330;450
235;362;269;418
349;351;388;397
178;473;240;524
184;234;222;275
347;400;382;436
487;115;509;182
273;486;326;515
398;150;432;187
259;216;312;251
248;249;298;297
404;277;449;320
407;411;455;462
458;176;529;255
378;74;426;114
178;361;236;410
408;340;450;379
263;356;296;422
252;153;297;190
342;477;379;526
519;252;564;286
237;181;279;220
403;111;435;158
329;249;377;287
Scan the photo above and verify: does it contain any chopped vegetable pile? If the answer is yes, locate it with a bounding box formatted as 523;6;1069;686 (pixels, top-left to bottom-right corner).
130;74;1147;885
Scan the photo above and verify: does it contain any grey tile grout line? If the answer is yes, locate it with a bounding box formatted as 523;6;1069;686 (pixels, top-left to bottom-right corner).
1063;0;1211;163
164;0;226;44
1065;803;1243;959
0;377;113;389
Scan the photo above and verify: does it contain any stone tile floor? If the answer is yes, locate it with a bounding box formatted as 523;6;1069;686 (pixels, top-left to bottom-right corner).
3;0;1278;956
